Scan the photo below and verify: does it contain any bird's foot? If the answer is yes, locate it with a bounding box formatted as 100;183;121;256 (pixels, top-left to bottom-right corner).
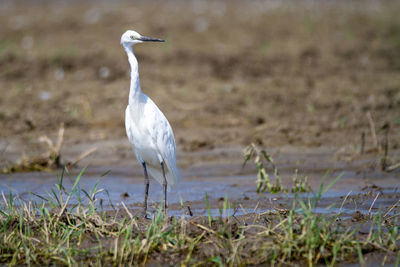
138;209;150;219
163;207;168;217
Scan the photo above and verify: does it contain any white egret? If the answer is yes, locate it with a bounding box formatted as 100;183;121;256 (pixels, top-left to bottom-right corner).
120;30;180;216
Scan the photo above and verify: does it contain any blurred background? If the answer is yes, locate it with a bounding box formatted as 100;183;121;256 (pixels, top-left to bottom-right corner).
0;0;399;170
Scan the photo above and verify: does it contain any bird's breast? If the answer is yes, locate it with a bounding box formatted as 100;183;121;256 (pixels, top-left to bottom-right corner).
125;105;160;166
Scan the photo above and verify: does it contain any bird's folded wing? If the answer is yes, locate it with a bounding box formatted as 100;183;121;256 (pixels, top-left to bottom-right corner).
144;101;180;184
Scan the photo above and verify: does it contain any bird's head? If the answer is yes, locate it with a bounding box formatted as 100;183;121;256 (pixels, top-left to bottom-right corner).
120;30;165;47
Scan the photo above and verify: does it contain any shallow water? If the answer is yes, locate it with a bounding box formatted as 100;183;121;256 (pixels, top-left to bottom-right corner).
1;148;399;218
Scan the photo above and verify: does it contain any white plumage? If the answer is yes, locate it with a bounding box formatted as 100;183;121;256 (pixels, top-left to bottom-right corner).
121;30;179;214
125;96;179;187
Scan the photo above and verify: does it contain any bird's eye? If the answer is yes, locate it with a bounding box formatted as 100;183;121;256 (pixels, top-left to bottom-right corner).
130;36;135;40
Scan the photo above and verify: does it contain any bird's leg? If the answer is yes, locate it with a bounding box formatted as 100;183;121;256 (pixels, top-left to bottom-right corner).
142;162;150;218
161;162;168;214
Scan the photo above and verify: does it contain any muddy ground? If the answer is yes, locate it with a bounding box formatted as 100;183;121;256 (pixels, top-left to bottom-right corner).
0;0;399;264
0;0;399;157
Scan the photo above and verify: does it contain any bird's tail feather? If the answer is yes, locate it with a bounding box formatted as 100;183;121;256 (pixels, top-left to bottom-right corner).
146;164;178;192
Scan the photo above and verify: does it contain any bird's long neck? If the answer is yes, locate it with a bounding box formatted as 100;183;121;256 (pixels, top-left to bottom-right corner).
124;45;142;104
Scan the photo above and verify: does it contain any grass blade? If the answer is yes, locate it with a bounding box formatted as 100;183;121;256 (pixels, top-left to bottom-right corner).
206;193;211;227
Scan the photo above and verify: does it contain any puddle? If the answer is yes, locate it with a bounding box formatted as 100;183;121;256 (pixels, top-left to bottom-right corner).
0;149;399;218
168;207;263;218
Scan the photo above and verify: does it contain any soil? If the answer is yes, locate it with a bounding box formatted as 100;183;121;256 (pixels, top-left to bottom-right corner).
0;0;399;160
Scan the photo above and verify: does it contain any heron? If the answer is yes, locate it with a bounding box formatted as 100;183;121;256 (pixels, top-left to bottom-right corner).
120;30;180;216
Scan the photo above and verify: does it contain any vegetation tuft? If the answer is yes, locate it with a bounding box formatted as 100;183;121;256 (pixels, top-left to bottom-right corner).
243;143;310;194
2;125;64;173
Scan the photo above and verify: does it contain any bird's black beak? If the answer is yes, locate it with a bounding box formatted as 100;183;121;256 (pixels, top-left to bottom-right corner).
139;36;165;42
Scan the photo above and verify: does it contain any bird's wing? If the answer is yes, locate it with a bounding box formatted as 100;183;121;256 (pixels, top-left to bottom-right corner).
125;106;134;143
144;98;180;184
125;105;142;163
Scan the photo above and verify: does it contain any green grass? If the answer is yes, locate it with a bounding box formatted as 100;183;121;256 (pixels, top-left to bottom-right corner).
243;143;310;194
0;167;398;266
